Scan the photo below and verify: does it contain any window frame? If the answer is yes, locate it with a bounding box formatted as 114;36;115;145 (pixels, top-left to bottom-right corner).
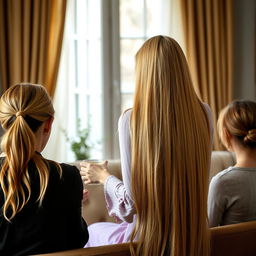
102;0;121;159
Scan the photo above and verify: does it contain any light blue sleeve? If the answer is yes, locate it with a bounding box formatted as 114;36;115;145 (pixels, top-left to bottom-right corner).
208;173;227;227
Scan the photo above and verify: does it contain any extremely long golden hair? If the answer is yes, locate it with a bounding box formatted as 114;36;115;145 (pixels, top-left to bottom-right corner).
130;36;211;256
0;83;60;221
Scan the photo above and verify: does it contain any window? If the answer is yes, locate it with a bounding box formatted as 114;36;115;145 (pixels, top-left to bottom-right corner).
67;0;103;160
120;0;171;111
44;0;176;162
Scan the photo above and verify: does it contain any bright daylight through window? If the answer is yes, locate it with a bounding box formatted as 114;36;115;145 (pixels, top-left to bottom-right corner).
44;0;175;162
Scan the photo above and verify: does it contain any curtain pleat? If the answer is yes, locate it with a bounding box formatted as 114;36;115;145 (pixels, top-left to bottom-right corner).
23;0;31;82
180;0;233;149
0;0;67;97
0;1;8;88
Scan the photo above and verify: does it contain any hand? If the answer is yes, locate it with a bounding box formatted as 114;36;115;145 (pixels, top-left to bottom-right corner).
80;160;110;185
82;189;89;203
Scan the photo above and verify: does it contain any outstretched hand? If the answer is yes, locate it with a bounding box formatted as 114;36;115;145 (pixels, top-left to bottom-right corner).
80;160;110;185
82;189;89;203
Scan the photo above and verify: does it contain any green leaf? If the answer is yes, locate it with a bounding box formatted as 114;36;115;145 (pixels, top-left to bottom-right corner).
62;118;92;160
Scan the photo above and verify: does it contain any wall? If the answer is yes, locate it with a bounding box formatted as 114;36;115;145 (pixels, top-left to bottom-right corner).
0;1;255;100
233;0;256;100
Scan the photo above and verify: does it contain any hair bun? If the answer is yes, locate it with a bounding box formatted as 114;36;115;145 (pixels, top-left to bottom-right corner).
244;129;256;144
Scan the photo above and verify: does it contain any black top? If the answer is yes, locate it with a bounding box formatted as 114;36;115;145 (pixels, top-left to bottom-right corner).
0;158;88;256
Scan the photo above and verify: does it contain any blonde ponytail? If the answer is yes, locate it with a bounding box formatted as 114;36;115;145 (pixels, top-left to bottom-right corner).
0;83;60;221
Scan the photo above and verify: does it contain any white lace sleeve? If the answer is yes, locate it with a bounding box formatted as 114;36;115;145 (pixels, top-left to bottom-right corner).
104;109;135;223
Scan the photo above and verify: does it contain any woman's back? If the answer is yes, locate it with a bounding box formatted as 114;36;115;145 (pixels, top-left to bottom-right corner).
208;166;256;227
208;100;256;227
0;83;88;255
130;36;211;256
0;157;88;256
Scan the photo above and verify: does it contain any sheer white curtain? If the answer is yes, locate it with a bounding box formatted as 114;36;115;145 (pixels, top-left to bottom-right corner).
169;0;185;53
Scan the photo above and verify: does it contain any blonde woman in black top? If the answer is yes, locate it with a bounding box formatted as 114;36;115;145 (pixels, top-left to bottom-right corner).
0;83;88;256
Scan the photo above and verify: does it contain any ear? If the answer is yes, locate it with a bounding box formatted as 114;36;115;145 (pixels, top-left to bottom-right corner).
223;128;233;150
224;128;232;140
44;117;54;133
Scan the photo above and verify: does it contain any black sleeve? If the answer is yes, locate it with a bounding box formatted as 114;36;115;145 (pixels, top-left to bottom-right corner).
44;163;89;251
59;163;89;249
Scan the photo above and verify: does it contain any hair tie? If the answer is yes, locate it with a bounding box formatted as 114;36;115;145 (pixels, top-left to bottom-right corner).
16;111;23;117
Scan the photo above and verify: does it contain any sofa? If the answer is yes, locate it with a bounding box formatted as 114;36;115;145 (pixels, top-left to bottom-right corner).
37;220;256;256
72;151;236;225
37;151;256;256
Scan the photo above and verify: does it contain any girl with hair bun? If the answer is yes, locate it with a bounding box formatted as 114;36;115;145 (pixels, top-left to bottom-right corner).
0;83;88;255
208;100;256;227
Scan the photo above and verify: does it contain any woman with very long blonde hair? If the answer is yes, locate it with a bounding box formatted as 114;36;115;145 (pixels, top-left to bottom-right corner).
0;83;88;255
81;36;212;255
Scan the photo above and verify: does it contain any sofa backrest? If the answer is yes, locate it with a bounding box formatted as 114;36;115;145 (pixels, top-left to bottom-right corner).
80;151;236;225
73;151;236;179
209;151;236;178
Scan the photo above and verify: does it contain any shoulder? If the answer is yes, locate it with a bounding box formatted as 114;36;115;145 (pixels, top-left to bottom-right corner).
118;108;132;129
201;102;212;120
201;102;214;136
47;160;81;185
201;102;211;112
210;166;234;187
44;161;83;208
208;167;233;199
119;108;132;122
60;163;81;186
60;163;80;177
47;160;79;175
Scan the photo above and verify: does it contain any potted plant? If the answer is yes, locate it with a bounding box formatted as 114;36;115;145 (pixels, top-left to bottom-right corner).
63;119;91;160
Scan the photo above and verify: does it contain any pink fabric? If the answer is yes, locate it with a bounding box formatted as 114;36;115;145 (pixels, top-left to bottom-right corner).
85;110;135;247
85;217;136;247
85;104;212;247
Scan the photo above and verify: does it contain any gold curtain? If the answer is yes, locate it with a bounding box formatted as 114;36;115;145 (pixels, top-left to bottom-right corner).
0;0;67;97
180;0;233;149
